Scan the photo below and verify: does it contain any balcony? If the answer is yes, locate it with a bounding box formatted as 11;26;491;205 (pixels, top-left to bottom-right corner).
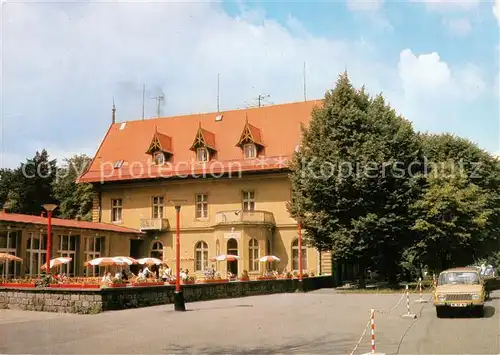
215;210;275;226
140;218;168;231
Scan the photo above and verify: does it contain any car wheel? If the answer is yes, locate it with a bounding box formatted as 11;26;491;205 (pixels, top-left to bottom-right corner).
474;306;484;318
436;307;447;318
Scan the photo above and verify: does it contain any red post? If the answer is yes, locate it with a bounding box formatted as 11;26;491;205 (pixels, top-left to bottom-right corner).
298;222;303;281
175;205;181;293
46;210;53;275
370;309;375;353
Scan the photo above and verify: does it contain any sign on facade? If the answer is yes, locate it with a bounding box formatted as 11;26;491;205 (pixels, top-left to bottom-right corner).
224;232;241;239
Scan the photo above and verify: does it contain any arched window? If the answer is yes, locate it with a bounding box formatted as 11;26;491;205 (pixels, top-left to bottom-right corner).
195;241;209;271
292;238;307;271
227;238;238;275
150;241;164;260
248;239;259;271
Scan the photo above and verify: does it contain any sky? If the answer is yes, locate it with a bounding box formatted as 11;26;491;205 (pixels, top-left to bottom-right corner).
0;0;499;168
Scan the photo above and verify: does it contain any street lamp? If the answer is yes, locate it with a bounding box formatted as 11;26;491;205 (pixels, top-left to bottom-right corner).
42;204;58;275
297;218;303;282
169;199;187;312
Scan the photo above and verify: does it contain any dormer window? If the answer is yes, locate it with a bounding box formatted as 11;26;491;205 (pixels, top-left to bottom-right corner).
244;143;257;159
190;123;216;162
154;151;165;165
197;147;209;162
236;117;265;158
145;128;173;164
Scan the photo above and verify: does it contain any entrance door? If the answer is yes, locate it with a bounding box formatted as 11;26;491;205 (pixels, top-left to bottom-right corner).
227;238;238;275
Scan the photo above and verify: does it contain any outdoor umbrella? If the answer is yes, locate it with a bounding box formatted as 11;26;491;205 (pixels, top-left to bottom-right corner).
259;255;281;263
137;257;164;265
113;256;137;265
211;254;241;262
40;257;72;270
84;257;127;267
0;253;22;279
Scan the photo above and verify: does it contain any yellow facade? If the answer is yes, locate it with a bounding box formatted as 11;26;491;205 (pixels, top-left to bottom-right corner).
95;172;331;278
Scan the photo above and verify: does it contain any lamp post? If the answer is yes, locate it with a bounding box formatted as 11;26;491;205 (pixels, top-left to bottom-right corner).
42;204;58;275
169;199;187;312
297;219;303;282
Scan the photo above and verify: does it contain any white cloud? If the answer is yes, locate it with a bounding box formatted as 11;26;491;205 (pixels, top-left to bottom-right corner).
421;0;480;12
494;0;500;22
346;0;383;12
0;2;493;168
443;17;472;36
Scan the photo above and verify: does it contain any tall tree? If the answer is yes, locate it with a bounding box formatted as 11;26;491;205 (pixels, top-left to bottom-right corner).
288;73;424;287
410;134;500;272
0;168;14;209
4;150;57;215
53;155;93;221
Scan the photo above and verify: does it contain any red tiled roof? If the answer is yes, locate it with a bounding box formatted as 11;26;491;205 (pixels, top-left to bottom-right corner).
156;132;173;153
0;212;142;234
79;99;322;183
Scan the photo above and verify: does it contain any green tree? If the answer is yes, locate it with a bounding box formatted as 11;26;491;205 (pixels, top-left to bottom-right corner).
0;168;14;208
410;134;500;272
288;73;424;287
53;155;93;221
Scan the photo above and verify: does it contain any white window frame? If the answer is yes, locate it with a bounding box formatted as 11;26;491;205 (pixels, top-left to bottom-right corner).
84;236;105;276
292;238;307;271
0;230;19;278
243;143;257;159
57;234;77;276
26;232;46;278
153;151;165;166
195;241;209;271
196;147;209;162
152;196;164;219
111;198;123;223
242;191;255;211
195;194;208;219
248;238;259;272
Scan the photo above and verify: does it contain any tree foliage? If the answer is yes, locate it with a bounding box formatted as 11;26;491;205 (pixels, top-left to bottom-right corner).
288;73;424;285
0;151;93;221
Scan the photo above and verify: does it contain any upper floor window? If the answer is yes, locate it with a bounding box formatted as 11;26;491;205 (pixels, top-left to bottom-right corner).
196;194;208;219
197;147;209;162
152;196;164;219
153;151;165;166
242;191;255;211
243;143;257;159
111;199;123;222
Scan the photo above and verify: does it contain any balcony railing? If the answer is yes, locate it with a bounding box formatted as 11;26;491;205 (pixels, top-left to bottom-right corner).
140;218;168;231
215;210;275;226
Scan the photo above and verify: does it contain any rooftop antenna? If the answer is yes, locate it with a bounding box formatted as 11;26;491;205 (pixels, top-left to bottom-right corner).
217;73;220;112
303;61;307;102
142;84;145;120
112;97;116;124
150;94;164;118
256;94;271;107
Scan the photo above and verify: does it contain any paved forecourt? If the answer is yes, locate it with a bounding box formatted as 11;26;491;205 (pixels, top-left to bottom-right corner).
0;289;498;354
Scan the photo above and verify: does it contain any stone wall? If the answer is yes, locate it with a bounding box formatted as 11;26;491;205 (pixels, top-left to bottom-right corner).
0;276;334;314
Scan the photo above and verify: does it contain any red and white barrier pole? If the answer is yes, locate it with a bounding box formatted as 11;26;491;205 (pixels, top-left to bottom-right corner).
370;309;375;354
415;277;428;303
402;284;417;318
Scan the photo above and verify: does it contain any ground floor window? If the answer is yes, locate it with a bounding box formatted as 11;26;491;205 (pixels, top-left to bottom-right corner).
195;241;209;271
0;229;20;278
26;232;47;277
57;234;78;276
292;238;307;271
84;236;105;276
248;239;259;272
151;241;164;260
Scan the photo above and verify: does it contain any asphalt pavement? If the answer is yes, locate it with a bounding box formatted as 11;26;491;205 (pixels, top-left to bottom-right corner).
0;289;498;354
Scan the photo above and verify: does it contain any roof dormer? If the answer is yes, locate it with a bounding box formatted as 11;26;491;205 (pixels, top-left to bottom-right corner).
236;117;265;159
190;123;216;162
146;127;173;165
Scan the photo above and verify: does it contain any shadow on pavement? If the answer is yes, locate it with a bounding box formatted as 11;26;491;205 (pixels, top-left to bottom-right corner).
163;335;355;354
443;306;495;319
186;304;254;312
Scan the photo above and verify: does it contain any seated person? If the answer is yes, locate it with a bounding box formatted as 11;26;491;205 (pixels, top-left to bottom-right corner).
101;272;112;283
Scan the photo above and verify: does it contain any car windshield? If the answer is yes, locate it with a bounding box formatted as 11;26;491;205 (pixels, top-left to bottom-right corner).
438;271;480;285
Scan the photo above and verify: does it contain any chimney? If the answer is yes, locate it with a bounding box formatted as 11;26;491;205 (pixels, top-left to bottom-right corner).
41;212;45;217
112;98;116;124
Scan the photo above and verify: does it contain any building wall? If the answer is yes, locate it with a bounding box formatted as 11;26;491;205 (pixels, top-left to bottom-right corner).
96;173;330;277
